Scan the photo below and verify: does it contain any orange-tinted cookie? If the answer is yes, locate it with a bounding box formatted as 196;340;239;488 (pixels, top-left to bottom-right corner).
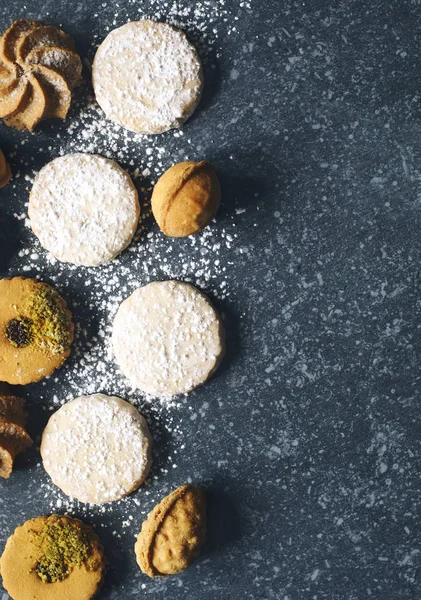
0;19;82;132
0;277;74;385
0;514;105;600
135;484;207;577
0;148;11;188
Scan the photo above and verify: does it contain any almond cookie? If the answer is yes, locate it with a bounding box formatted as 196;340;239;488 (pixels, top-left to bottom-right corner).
0;148;12;188
112;280;225;396
135;484;206;577
0;277;74;385
92;20;203;134
0;514;105;600
0;395;32;478
0;19;82;132
151;160;221;237
41;394;152;504
28;153;140;266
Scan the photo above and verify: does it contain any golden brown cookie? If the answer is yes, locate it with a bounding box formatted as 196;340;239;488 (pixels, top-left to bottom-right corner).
0;404;32;479
0;514;105;600
0;148;11;188
0;19;82;132
135;484;207;577
0;277;74;385
151;161;221;237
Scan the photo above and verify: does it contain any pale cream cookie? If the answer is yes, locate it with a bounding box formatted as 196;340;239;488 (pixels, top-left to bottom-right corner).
92;20;203;134
112;280;225;396
28;153;140;266
41;394;152;504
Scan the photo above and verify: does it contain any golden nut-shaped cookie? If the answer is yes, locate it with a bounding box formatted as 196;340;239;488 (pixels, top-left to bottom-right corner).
0;19;82;132
151;160;221;237
135;484;206;577
0;148;11;188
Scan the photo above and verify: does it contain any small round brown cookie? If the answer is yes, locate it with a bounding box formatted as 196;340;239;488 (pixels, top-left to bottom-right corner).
135;484;207;577
151;160;221;237
0;277;74;385
0;148;12;188
0;514;105;600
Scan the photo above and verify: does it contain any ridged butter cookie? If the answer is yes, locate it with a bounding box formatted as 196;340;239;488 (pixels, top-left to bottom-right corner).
112;281;225;396
0;19;82;132
0;514;105;600
29;153;140;266
0;277;74;385
41;394;152;504
92;20;203;134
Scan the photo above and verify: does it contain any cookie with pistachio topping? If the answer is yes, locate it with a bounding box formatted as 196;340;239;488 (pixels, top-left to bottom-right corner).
0;277;74;384
0;514;105;600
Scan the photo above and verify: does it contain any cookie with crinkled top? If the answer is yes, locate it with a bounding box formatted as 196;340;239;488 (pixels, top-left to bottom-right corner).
135;484;207;577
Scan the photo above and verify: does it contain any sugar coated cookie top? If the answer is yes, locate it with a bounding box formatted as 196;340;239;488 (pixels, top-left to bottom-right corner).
41;394;152;504
29;153;140;267
92;20;203;134
112;280;225;396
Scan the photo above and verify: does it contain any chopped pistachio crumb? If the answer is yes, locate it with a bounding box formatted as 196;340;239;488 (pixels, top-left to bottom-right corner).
27;286;71;355
34;518;98;583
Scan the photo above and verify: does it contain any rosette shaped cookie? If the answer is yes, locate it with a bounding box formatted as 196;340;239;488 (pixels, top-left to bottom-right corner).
0;19;82;131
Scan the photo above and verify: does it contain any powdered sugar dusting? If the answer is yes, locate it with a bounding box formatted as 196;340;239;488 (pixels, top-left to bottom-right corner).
92;21;203;134
41;394;152;504
29;153;139;266
112;281;225;396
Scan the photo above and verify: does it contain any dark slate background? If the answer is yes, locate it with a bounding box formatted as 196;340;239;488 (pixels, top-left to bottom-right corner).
1;1;421;599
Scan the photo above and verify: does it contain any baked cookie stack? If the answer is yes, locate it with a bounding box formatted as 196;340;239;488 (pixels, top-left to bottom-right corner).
0;395;32;478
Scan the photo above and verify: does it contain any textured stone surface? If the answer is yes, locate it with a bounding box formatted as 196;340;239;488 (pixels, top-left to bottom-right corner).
1;1;421;599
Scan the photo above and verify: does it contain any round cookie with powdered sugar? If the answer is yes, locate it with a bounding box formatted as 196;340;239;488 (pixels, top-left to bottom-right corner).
28;153;140;267
92;20;203;134
41;394;152;504
112;280;225;396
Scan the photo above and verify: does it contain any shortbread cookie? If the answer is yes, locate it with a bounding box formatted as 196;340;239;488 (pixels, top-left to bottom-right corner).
29;153;140;266
0;277;74;385
41;394;152;504
0;19;82;132
0;395;32;478
135;484;206;577
0;514;105;600
92;20;203;134
112;281;225;396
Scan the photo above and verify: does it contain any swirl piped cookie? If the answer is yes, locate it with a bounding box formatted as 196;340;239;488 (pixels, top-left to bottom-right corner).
0;515;105;600
0;277;74;385
0;19;82;131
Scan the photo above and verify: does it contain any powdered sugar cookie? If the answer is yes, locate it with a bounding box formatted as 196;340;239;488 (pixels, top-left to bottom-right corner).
41;394;152;504
112;281;225;396
92;20;203;134
28;153;140;267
